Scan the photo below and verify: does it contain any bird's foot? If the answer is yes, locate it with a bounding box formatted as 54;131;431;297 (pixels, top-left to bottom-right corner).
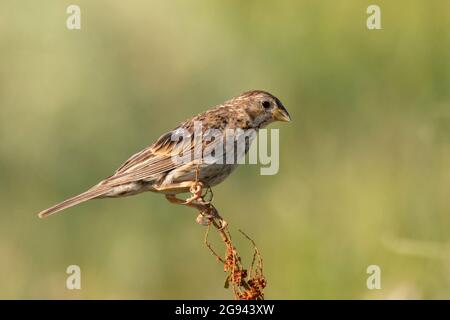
184;181;205;204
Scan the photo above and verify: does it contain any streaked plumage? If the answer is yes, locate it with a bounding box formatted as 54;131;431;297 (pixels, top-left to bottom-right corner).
38;90;291;218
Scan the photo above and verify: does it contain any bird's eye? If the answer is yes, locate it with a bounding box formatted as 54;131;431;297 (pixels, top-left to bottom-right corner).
262;101;271;110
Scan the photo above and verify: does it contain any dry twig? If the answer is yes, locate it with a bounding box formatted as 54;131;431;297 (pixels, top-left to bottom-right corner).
200;202;266;300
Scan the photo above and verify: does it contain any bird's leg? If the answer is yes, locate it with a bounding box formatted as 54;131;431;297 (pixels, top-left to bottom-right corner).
165;193;227;229
185;183;213;205
184;181;204;204
165;194;207;212
163;165;225;228
166;194;211;227
184;165;205;204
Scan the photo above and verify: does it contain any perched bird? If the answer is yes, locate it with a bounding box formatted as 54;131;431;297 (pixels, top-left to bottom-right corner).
38;90;291;221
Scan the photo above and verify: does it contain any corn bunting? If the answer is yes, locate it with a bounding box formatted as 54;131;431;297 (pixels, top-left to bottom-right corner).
38;90;291;224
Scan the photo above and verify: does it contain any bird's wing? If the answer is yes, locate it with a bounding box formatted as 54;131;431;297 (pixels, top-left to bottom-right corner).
102;126;200;186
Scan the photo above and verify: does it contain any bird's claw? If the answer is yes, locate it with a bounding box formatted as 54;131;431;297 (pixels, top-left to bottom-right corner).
184;181;204;204
185;178;224;229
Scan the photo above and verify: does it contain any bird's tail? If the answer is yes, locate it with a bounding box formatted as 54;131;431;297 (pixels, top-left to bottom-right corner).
37;186;110;218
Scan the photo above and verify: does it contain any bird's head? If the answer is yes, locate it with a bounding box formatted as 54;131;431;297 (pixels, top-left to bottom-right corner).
235;90;291;128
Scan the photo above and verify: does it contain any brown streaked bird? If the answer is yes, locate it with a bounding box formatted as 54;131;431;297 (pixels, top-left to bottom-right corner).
38;90;291;221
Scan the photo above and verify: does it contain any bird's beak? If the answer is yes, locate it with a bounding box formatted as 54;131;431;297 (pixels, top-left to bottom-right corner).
273;107;291;122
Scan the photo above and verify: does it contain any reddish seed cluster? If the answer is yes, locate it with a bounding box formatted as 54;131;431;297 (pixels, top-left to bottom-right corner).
232;269;247;285
223;245;240;272
237;276;266;300
222;243;265;300
203;212;265;300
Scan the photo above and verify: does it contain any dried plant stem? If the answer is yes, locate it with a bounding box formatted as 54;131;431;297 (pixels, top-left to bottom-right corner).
203;224;225;264
200;202;266;300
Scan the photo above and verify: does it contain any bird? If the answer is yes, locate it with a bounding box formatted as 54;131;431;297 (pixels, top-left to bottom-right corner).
37;90;291;225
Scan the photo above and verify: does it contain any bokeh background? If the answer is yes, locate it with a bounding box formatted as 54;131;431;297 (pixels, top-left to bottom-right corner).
0;0;449;299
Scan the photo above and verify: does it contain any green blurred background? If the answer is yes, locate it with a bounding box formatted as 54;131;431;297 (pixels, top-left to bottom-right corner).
1;0;449;299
